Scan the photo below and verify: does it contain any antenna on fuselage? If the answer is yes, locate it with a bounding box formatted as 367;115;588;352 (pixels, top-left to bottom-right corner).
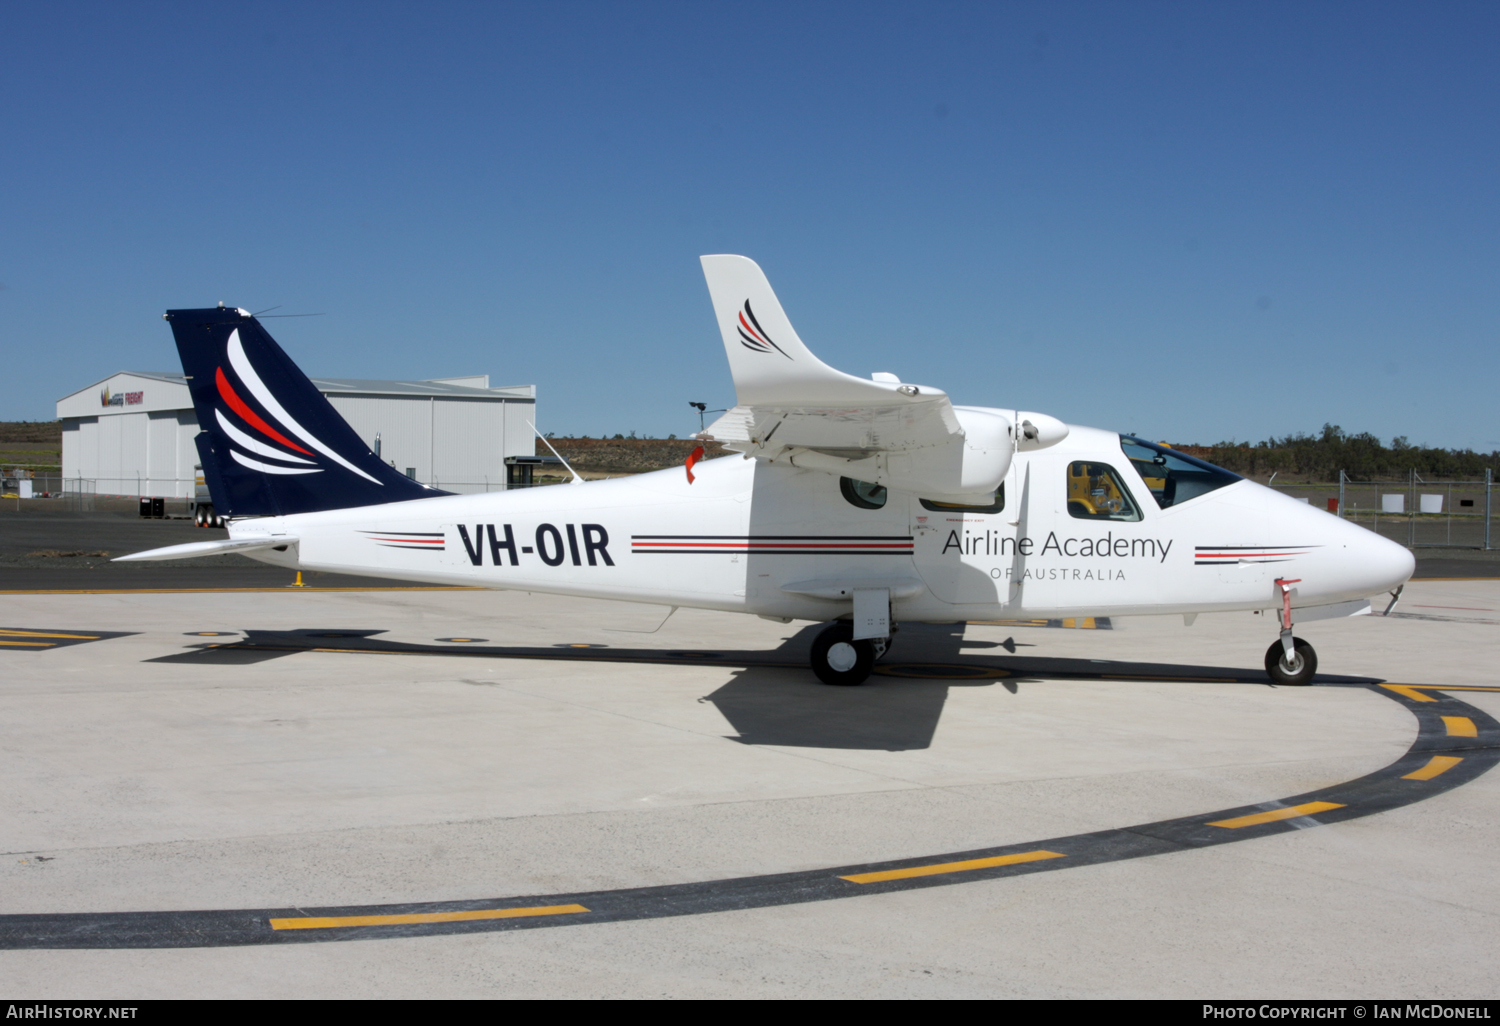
529;422;585;485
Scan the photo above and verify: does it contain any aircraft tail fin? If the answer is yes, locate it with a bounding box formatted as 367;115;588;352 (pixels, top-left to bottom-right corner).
165;306;443;517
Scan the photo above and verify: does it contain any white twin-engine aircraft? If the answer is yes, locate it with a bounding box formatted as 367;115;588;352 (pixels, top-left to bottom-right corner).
124;255;1414;686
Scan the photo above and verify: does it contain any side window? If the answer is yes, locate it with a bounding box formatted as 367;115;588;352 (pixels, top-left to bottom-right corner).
1067;462;1142;522
919;484;1004;514
840;477;888;510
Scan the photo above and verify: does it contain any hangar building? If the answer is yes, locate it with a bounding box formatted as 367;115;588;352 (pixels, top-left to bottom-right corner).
57;371;537;498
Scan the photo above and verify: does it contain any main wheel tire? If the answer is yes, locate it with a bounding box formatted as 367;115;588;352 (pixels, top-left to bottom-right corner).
1264;637;1317;686
811;623;876;686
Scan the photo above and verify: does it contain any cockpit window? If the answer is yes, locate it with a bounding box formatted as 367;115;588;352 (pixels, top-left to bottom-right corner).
920;484;1004;514
1067;462;1143;522
1119;436;1241;509
840;477;888;510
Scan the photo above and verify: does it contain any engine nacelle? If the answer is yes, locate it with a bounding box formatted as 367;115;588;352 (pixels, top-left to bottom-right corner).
1014;410;1069;451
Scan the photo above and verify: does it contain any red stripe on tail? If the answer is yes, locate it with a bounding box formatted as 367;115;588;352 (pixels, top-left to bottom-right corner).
215;367;314;455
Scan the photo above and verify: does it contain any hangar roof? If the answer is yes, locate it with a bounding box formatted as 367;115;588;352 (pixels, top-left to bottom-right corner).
309;376;534;400
58;371;533;418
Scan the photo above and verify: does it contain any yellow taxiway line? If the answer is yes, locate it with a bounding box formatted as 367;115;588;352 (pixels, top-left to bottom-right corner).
269;903;589;930
1208;801;1344;829
1381;684;1500;703
1403;756;1464;781
841;849;1065;884
1442;716;1479;738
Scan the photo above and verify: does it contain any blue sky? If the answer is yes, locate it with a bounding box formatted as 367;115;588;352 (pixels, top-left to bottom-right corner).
3;1;1497;448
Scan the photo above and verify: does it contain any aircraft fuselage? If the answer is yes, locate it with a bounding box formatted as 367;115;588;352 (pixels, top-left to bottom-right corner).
239;421;1414;624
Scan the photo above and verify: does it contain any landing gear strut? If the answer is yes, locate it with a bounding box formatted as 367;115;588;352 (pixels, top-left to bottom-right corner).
810;622;876;686
1265;576;1317;686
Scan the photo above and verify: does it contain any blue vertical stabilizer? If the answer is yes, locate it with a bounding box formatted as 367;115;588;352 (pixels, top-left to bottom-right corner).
165;306;444;516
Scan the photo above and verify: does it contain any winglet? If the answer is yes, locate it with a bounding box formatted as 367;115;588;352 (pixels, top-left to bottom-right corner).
699;255;938;407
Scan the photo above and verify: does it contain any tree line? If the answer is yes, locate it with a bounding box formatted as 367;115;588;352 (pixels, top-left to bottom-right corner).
1175;425;1499;481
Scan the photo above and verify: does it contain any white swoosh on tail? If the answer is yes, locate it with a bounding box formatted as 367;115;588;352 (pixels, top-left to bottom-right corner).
230;449;323;476
226;329;381;484
216;409;316;465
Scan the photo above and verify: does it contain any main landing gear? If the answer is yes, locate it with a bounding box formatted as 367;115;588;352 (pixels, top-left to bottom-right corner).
810;621;892;686
1264;576;1317;686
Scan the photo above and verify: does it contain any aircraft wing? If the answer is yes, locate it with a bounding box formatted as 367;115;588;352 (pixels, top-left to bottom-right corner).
698;255;1011;499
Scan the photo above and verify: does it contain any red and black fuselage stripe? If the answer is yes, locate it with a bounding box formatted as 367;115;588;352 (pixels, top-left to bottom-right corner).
359;530;446;551
632;535;913;555
1194;544;1317;566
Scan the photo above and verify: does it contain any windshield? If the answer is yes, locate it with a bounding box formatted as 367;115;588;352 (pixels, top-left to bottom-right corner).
1119;436;1241;509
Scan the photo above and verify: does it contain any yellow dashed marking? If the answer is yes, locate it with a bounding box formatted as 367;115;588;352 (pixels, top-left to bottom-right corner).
0;629;100;639
1403;756;1463;781
1442;716;1478;738
269;903;589;930
1208;801;1344;829
840;850;1064;884
1381;684;1439;702
1380;684;1500;701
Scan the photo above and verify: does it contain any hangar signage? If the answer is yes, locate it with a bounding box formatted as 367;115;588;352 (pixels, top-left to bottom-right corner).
100;386;144;408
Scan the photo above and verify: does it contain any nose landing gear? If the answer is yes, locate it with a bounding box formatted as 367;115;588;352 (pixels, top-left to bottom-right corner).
1265;576;1317;686
1265;635;1317;686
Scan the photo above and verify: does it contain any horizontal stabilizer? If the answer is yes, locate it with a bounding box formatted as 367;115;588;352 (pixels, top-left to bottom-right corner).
113;536;296;562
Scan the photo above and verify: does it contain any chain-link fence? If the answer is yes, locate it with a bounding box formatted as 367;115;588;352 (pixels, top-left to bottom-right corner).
19;469;1496;549
25;475;557;507
1269;470;1494;549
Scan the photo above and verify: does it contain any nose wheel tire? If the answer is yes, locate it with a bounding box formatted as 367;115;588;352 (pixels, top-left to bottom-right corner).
1264;637;1317;686
811;623;876;686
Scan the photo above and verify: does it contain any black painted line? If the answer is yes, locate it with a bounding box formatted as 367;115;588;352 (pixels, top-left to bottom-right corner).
0;680;1493;950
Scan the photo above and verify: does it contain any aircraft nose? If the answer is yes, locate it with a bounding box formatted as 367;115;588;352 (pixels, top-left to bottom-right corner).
1342;523;1415;594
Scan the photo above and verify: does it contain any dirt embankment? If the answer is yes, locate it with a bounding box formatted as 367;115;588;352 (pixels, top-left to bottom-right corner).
0;421;62;444
545;438;730;475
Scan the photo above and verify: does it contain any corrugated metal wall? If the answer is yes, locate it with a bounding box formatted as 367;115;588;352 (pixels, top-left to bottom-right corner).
505;402;536;461
327;394;531;493
62;392;532;498
177;411;199;494
60;411;200;497
432;398;507;491
62;418;93;480
327;395;430;484
146;411;177;495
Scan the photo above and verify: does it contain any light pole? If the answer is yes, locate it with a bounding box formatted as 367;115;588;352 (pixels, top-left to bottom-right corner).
689;402;725;434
